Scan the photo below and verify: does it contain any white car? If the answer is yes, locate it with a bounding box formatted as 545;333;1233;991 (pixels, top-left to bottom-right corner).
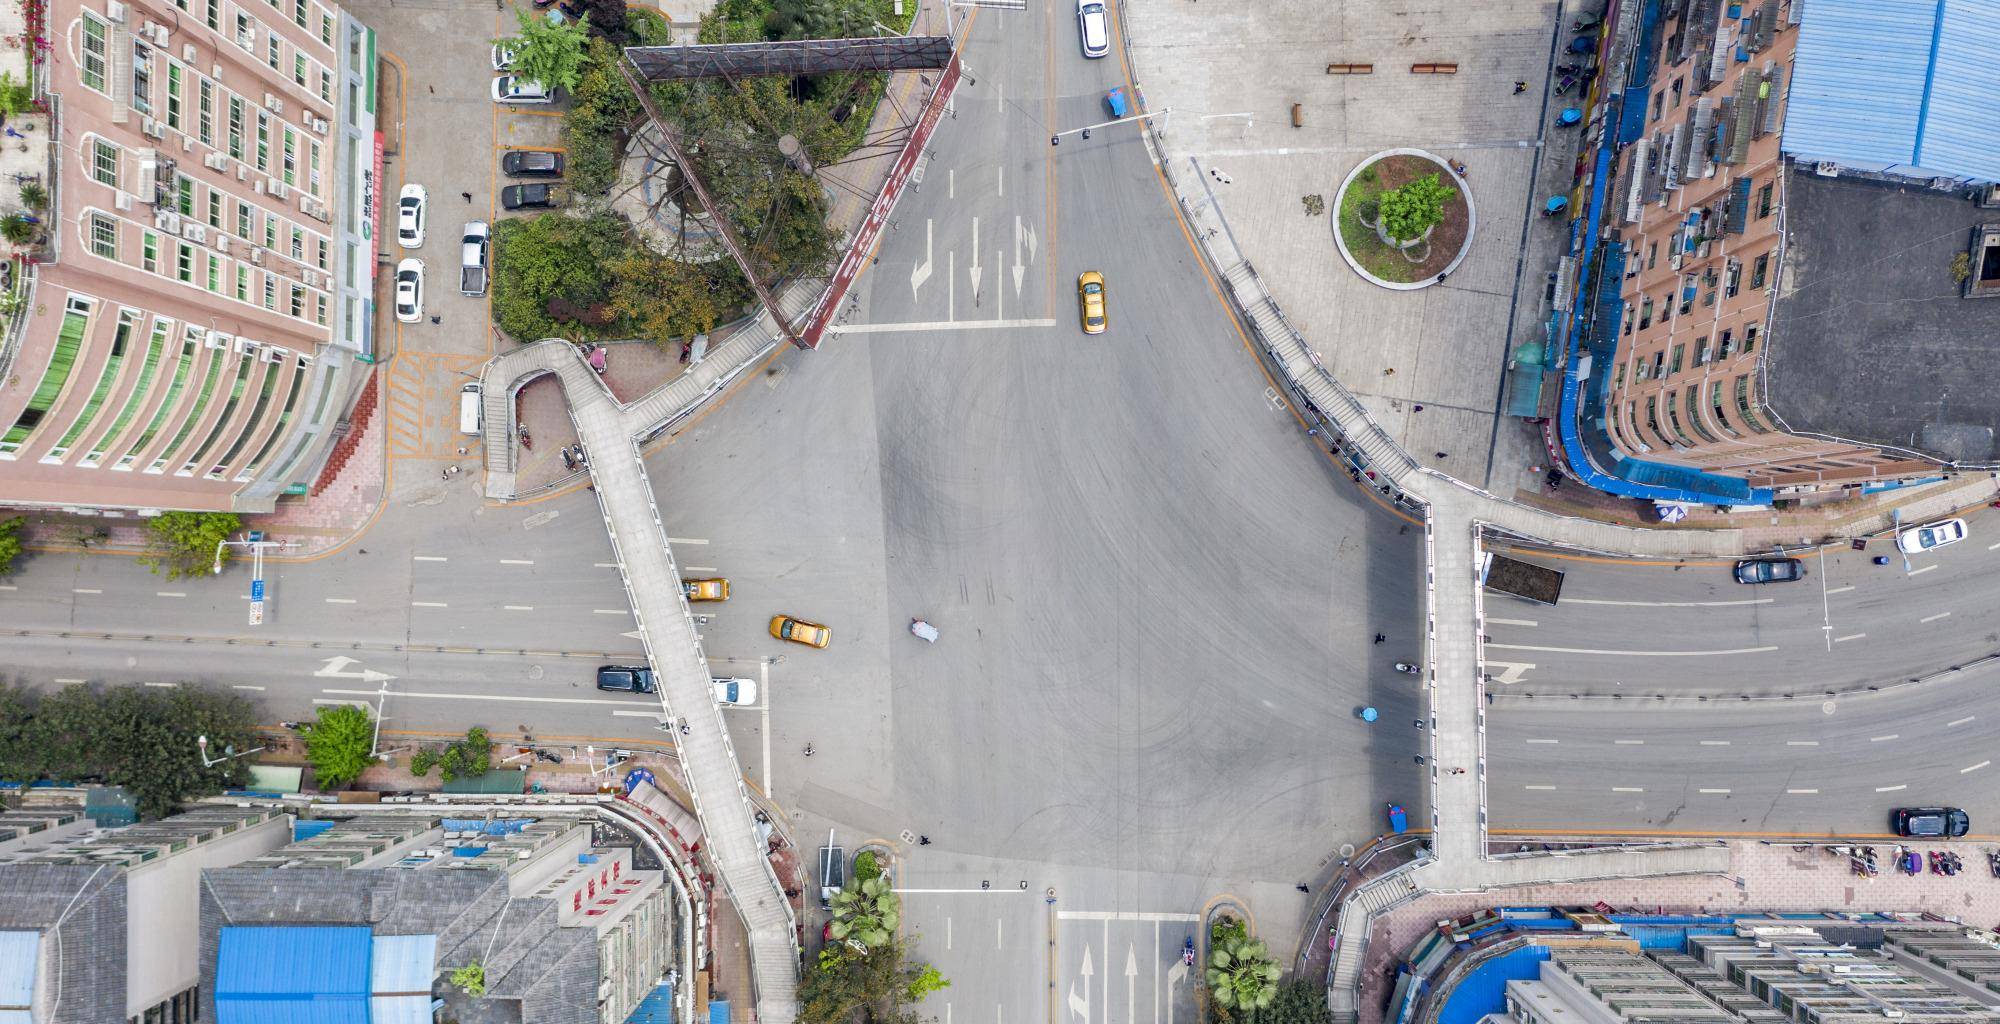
1897;517;1967;554
1076;0;1108;58
491;75;554;104
396;184;426;248
490;43;517;71
713;677;758;705
394;258;424;324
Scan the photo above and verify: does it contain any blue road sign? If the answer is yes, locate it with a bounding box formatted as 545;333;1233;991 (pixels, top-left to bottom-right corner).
250;579;266;601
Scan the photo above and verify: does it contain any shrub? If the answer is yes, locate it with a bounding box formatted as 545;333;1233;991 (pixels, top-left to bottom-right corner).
408;748;439;777
0;517;22;575
1376;171;1456;243
450;962;487;996
853;850;880;881
0;216;35;244
304;705;375;790
19;181;46;210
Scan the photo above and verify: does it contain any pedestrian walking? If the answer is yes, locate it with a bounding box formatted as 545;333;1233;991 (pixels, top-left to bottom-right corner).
1373;633;1387;645
1383;367;1396;376
428;314;441;325
461;191;472;203
1449;767;1468;775
1413;404;1425;412
919;835;932;846
1436;272;1449;283
1514;81;1527;94
679;721;691;736
1435;451;1450;459
803;743;816;757
1295;883;1310;893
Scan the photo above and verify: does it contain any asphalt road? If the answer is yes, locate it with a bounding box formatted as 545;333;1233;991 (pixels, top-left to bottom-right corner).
1484;517;2000;697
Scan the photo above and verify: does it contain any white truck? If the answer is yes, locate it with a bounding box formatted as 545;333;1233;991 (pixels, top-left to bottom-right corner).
459;221;489;296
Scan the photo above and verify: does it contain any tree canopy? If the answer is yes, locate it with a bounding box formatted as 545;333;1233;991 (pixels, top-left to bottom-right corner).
1376;172;1457;244
500;9;592;94
304;704;374;790
0;683;258;818
1206;918;1282;1014
141;511;241;580
0;516;22;575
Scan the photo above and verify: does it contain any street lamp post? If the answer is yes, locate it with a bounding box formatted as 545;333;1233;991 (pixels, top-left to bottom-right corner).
196;734;267;768
1050;107;1170;147
585;745;630;778
212;532;299;627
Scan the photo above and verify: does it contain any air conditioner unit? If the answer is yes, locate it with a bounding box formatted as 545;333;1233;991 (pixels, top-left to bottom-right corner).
249;247;265;266
204;151;227;170
141;118;165;140
114;192;132;211
149;23;168;45
234;337;256;354
181;43;196;62
179;134;192;152
310;117;327;134
235;164;248;181
105;0;127;21
260;347;284;363
181;223;205;242
215;235;230;253
211;63;221;80
268;179;288;199
1814;161;1839;178
205;330;229;349
253;179;264;194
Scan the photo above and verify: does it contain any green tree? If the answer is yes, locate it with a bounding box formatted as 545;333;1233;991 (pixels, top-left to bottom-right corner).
606;247;731;342
1260;980;1334;1024
800;938;948;1024
492;213;632;341
499;9;591;94
0;516;24;576
0;683;257;818
1375;172;1456;243
140;511;242;580
829;874;899;948
450;962;487;996
408;747;439;777
561;38;643;196
0;684;38;781
762;0;868;40
304;704;374;790
1205;919;1281;1014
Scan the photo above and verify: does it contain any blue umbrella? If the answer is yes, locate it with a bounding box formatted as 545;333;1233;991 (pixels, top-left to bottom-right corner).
1556;107;1583;126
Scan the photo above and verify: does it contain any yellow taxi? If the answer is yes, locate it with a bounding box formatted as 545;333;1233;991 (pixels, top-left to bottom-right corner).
770;615;832;648
682;578;730;601
1077;271;1107;334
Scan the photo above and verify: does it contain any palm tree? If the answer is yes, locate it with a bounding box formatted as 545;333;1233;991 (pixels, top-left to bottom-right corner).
829;874;900;948
1206;931;1282;1012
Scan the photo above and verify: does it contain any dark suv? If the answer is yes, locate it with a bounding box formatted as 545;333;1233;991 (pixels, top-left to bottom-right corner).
1892;807;1970;838
595;665;656;694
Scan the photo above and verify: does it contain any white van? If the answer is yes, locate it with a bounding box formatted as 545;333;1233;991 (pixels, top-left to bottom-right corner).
459;383;482;435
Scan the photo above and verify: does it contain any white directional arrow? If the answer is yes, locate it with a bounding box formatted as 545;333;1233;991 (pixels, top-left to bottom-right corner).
1124;945;1138;1024
1069;946;1092;1024
1012;216;1029;296
313;655;396;684
967;217;983;297
1165;962;1189;1024
910;219;933;299
1485;660;1536;685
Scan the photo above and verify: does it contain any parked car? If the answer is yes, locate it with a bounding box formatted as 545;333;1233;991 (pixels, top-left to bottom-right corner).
1075;0;1109;57
1892;807;1970;838
770;615;831;648
459;221;489;296
501;183;560;210
682;578;729;601
393;258;424;323
1077;270;1107;334
396;183;426;248
596;665;657;693
713;677;757;705
501;150;566;178
1733;557;1804;584
1897;518;1967;554
490;43;517;70
491;75;554;104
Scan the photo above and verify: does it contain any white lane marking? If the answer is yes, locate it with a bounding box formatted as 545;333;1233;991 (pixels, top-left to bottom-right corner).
325;597;357;604
1961;761;1990;774
594;562;619;569
666;537;708;545
1875;784;1907;792
1909;565;1938;576
0;584;16;590
684;566;719;573
1565;597;1773;607
1786;740;1819;746
946;916;952;951
593;609;630;615
54;677;86;684
996;164;1003;197
1699;740;1730;746
1825;585;1855;595
1525;738;1558;744
1989;540;2000;551
412;601;449;608
415;555;448;562
1947;716;1976;727
1486;618;1539;627
232;684;267;691
156;591;186;598
1698;788;1731;794
1524;785;1558;791
72;588;102;595
1833;633;1866;643
503;605;535;611
312;698;371;707
829;318;1058;335
321;687;661;709
143;681;179;688
1614;739;1645;745
500;559;535;565
1919;611;1951;623
1870;734;1899;742
1787;788;1820;794
1054;911;1200;922
1486;642;1778;656
612;710;668;718
1611;787;1645;793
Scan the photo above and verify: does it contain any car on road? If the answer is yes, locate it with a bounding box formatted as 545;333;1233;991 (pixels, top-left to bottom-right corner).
1893;806;1970;838
1733;557;1804;584
490;43;517;70
491;75;554;105
1077;271;1107;334
683;578;729;601
501;150;566;178
596;665;657;694
396;184;426;248
501;183;561;210
770;615;831;648
1075;0;1108;58
393;258;424;323
1898;518;1967;554
713;677;757;705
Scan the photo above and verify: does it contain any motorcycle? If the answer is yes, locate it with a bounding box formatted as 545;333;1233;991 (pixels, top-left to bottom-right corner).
1896;848;1921;875
1394;662;1421;675
1182;937;1196;967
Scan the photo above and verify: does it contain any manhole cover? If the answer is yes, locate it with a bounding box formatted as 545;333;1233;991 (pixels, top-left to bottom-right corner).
1822;700;1836;715
1338;844;1356;859
528;665;545;681
523;510;560;530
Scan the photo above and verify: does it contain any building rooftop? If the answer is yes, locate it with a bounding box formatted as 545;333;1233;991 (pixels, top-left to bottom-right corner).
1763;168;2000;465
0;806;282;866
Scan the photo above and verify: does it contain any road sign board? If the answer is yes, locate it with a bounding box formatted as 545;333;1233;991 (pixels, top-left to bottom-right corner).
250;579;266;601
248;600;265;626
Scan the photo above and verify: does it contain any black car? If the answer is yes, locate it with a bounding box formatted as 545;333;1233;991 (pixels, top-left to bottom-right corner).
595;665;656;694
1892;806;1970;838
501;150;566;178
1733;557;1805;584
500;183;560;210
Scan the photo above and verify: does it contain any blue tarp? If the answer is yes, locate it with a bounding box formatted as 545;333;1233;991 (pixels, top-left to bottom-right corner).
710;1000;732;1024
293;819;336;843
1436;945;1550;1024
624;980;676;1024
440;818;531;835
216;926;371;1024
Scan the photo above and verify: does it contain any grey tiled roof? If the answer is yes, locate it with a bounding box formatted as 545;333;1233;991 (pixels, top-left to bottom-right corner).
0;863;127;1024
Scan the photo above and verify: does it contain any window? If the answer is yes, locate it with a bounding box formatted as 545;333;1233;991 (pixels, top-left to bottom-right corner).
1723;261;1740;299
165;64;183;131
1710;381;1735;434
294;0;307;28
267;35;281;72
91;139;119;188
314;293;327;325
132;43;153;114
207;191;222;228
1638;298;1654;330
263;276;276;309
1695;336;1710;366
205;0;219;30
263;212;276;248
197;79;214;146
80;12;108;92
1743;324;1758;354
1685;387;1719;443
319;68;331;103
1652;90;1663;120
205;255;221;292
177;176;194;216
235;11;255;50
1735;376;1765;431
1644;396;1662;444
294;54;308;88
1670;77;1683;108
1756;182;1773;218
228;97;245;161
1646;241;1658;271
315;238;327;270
306;139;322;196
236;201;252;238
142;230;159;273
320;8;333;44
288;284;304;317
88;213;117;258
289;225;303;260
176;242;195;282
235;265;250;300
1751;252;1769;289
1668;343;1685;376
282;128;297;187
255;111;270;171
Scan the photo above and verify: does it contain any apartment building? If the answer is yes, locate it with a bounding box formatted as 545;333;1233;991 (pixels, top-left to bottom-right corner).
1553;0;2000;504
1505;947;1743;1024
0;0;378;513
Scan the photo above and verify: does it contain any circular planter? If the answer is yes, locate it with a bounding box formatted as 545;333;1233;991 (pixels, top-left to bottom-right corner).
1332;148;1477;290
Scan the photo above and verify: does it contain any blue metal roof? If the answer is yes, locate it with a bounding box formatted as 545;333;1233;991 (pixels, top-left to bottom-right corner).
1784;0;2000;182
0;931;39;1024
215;926;371;1024
369;934;438;1024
